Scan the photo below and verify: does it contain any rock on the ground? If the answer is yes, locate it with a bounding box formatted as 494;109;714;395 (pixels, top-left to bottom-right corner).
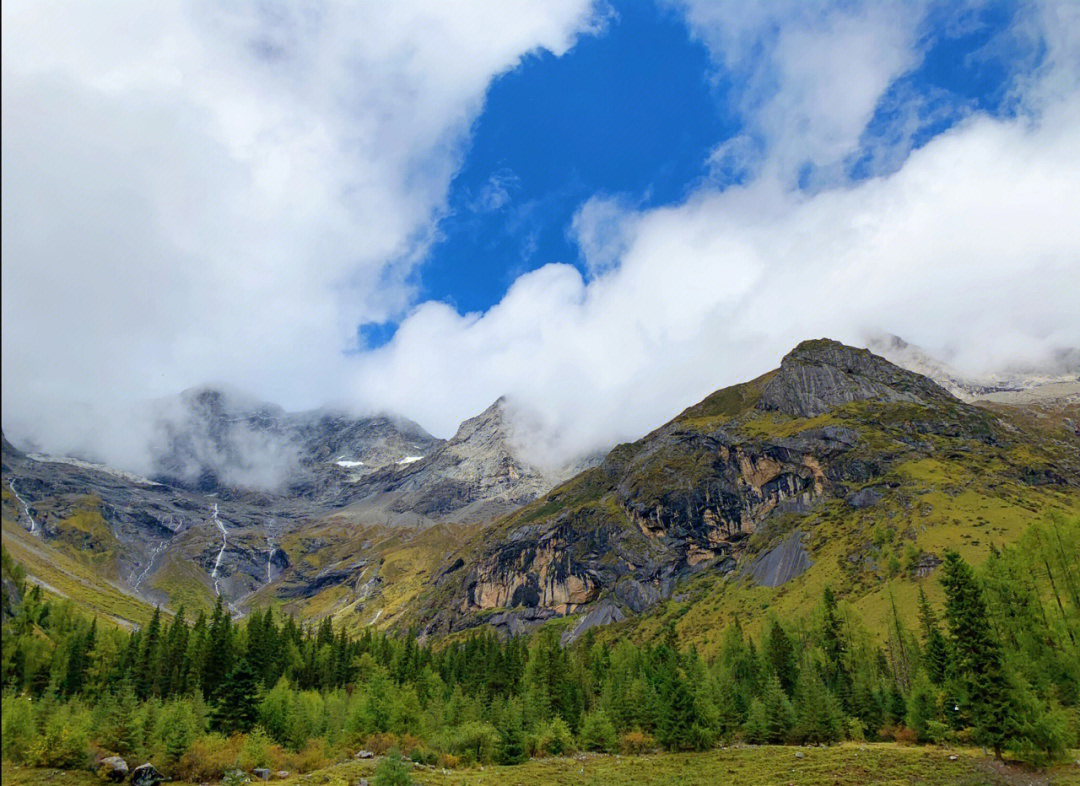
276;772;290;779
253;768;271;780
99;756;128;782
355;749;374;759
130;763;164;786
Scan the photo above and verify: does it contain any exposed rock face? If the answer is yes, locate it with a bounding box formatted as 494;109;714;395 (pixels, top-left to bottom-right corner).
750;531;813;587
757;339;954;418
148;386;443;498
342;397;578;524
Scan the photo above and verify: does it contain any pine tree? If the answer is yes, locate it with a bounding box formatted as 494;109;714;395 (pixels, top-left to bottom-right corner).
765;618;798;696
658;670;698;751
496;700;528;764
793;664;843;744
941;551;1016;759
213;658;260;734
917;589;948;685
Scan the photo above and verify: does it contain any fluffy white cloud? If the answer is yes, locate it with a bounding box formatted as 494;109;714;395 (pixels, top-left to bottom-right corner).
2;0;600;455
4;1;1078;480
674;0;930;183
351;3;1080;465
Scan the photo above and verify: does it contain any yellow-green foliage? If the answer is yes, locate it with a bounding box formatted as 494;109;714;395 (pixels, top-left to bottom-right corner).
149;554;216;615
1;520;157;628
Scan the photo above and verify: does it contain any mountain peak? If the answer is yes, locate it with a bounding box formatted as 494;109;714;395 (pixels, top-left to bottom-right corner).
757;338;954;418
450;396;510;445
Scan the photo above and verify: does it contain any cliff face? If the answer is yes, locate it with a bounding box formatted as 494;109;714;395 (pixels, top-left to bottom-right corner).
417;339;1075;637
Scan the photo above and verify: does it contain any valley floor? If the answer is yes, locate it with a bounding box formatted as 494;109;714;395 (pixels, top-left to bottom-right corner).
6;745;1080;786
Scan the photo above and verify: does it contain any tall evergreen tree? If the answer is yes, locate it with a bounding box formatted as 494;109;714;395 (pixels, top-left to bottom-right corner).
941;551;1017;759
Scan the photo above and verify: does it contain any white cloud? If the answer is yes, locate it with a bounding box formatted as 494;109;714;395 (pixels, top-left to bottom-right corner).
4;0;1078;482
2;0;600;459
351;62;1080;465
673;0;930;183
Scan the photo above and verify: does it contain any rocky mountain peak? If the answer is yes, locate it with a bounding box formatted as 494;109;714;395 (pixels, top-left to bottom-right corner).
449;396;511;446
756;337;955;418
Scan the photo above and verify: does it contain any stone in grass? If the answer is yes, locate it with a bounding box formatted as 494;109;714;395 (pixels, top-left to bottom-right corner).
276;773;290;780
99;756;128;782
130;763;164;786
355;750;374;759
253;768;271;780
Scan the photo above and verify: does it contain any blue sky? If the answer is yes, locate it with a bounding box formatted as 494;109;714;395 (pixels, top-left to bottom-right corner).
351;0;1046;349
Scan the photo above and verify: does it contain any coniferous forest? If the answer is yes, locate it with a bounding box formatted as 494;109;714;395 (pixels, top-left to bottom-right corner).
2;518;1078;782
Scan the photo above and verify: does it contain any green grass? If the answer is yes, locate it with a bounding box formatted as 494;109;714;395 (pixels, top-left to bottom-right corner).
9;744;1078;786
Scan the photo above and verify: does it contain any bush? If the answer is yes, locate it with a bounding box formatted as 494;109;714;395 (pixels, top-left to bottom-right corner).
536;716;575;756
579;711;617;753
619;730;654;755
451;721;499;765
284;737;330;773
375;749;413;786
364;732;400;755
238;727;285;771
1;696;37;763
436;753;460;769
33;701;92;769
408;746;437;766
175;733;241;782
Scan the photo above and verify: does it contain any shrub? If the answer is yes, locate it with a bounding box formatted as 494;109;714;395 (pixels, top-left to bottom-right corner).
536;716;575;756
619;730;654;755
33;702;91;769
285;737;330;773
579;711;617;753
436;753;460;769
365;732;400;755
175;733;241;782
375;749;413;786
450;721;499;765
238;726;284;771
1;696;37;763
408;746;437;766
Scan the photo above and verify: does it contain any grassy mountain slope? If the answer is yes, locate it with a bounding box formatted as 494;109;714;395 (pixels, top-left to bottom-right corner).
406;339;1080;646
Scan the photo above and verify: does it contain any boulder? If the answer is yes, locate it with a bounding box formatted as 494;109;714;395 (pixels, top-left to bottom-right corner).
253;768;271;780
355;750;374;759
99;756;128;782
276;772;290;780
130;763;164;786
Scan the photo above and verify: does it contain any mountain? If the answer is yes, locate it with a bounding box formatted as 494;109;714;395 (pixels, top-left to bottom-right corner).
868;333;1080;404
147;386;443;496
409;339;1080;643
3;339;1076;642
337;397;589;526
0;394;588;622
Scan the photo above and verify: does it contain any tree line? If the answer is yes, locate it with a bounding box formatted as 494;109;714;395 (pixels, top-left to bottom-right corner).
1;516;1077;778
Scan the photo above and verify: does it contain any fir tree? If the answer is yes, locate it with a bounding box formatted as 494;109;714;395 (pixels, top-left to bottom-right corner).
917;588;948;685
941;551;1017;759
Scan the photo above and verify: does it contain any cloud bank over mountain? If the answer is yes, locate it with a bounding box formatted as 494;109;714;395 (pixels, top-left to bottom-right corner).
3;1;1078;473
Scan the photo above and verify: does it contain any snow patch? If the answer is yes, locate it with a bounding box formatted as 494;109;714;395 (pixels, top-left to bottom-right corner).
335;459;365;467
397;455;423;464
